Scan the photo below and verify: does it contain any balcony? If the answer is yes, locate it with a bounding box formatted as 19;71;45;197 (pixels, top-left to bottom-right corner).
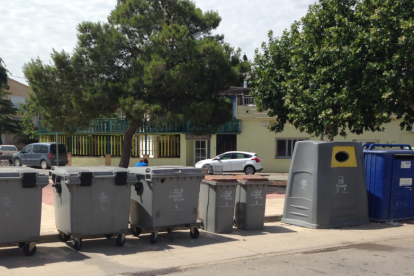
38;118;242;135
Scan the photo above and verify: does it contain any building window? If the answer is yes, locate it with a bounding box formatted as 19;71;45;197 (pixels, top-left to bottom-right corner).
276;138;309;159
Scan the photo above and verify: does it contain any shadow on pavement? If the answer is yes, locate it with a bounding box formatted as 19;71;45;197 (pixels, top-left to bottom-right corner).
0;245;90;269
75;229;239;255
198;224;297;243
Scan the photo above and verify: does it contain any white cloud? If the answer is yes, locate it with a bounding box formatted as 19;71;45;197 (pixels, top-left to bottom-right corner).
0;0;316;84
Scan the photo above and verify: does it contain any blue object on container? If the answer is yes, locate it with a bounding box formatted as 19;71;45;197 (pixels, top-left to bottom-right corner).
135;162;148;167
363;144;414;222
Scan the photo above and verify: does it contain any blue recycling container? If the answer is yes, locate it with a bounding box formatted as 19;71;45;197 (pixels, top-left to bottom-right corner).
363;144;414;222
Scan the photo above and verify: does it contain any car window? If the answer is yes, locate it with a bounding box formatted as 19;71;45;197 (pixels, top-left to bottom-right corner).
33;145;41;153
244;154;252;158
21;145;33;153
0;146;17;151
232;153;246;159
51;144;67;154
40;145;48;153
219;153;233;160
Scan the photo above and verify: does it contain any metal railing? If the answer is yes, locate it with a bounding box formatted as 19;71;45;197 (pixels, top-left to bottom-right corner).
38;118;242;134
243;96;255;106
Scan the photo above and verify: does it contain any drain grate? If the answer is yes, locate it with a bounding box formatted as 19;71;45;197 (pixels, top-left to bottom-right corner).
127;267;182;276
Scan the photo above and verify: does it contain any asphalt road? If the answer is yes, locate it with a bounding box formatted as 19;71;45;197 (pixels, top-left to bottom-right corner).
128;236;414;276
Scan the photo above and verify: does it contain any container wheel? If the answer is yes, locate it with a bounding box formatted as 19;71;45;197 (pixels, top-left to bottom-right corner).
132;226;141;237
190;228;199;239
150;232;157;244
58;233;70;242
105;234;113;239
72;239;82;251
23;243;36;256
116;234;126;247
18;242;25;248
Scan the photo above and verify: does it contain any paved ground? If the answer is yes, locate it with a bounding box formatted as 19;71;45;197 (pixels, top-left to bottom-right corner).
164;235;414;276
1;221;413;276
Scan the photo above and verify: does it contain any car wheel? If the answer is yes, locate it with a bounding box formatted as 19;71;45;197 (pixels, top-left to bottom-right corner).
14;158;21;167
40;160;49;169
244;165;255;175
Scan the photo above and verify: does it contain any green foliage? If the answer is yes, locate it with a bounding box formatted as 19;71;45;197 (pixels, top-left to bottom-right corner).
0;58;20;144
12;96;40;144
24;0;246;133
251;0;414;140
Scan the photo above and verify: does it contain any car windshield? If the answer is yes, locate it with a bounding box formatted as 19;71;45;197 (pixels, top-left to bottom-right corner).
0;146;17;151
51;144;67;154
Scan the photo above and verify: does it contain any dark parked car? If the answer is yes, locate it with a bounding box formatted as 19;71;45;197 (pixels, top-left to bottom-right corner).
12;143;68;169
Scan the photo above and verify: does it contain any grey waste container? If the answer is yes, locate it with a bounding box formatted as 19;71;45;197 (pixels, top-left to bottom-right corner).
129;166;204;244
0;168;48;256
199;175;238;233
51;166;136;250
233;175;271;231
282;141;369;229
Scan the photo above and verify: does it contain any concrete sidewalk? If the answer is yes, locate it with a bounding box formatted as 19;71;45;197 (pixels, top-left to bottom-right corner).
2;220;414;276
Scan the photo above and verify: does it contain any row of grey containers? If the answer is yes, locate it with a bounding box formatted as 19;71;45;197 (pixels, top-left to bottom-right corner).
1;165;269;256
199;175;271;233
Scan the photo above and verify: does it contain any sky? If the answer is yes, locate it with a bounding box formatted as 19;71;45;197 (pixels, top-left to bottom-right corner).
0;0;316;85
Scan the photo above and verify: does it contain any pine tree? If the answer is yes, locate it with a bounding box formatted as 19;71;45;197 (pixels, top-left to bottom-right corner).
0;58;20;144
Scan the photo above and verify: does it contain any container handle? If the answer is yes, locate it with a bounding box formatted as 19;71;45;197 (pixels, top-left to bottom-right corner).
362;144;412;150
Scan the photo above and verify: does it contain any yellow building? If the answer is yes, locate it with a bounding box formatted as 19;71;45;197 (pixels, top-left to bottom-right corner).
38;87;414;172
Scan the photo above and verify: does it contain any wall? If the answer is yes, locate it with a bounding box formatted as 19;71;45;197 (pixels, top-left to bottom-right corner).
110;157;182;167
71;157;106;166
237;119;414;173
6;79;32;98
210;134;217;158
71;157;183;167
236;105;270;120
185;139;194;166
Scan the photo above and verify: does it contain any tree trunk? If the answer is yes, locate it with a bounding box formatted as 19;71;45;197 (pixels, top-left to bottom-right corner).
119;126;137;168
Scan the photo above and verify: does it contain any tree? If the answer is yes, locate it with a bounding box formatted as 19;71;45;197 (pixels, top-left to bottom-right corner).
12;96;40;145
24;0;247;167
250;0;414;140
0;58;20;144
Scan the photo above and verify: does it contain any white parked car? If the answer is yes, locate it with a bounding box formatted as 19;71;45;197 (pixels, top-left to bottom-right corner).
195;151;263;175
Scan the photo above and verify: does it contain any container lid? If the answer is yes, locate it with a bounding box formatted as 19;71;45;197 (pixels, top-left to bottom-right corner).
0;167;46;178
232;175;269;182
52;166;136;185
204;175;238;183
53;166;130;176
363;149;414;155
0;167;49;187
128;166;205;177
